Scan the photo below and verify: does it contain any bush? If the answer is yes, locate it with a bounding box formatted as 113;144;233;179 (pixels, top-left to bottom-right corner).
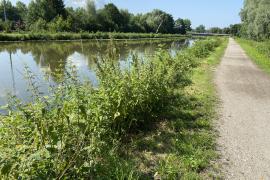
29;18;48;32
0;38;222;179
48;16;73;33
0;20;12;33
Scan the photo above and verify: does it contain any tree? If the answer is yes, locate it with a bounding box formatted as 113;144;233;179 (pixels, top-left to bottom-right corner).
174;18;186;34
0;0;193;34
16;1;27;21
66;7;85;32
119;9;133;32
195;25;206;33
230;24;242;36
144;9;174;33
84;0;98;31
48;15;72;32
0;0;20;21
97;3;124;32
240;0;270;39
183;19;192;32
27;0;66;24
222;27;231;34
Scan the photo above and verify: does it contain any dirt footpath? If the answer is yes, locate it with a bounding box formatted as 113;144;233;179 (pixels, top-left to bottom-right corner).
215;38;270;179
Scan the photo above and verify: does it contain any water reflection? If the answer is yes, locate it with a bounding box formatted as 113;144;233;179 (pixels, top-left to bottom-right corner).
0;38;192;106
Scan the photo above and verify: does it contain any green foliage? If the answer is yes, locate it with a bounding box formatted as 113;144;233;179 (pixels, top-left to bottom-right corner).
0;0;21;21
195;25;206;33
188;38;222;58
128;38;227;179
229;24;242;37
143;9;175;34
175;18;192;34
237;38;270;73
48;16;72;32
27;0;66;23
0;38;223;179
240;0;270;39
15;1;27;22
175;18;187;34
29;18;47;32
0;20;12;32
0;32;186;41
0;1;188;34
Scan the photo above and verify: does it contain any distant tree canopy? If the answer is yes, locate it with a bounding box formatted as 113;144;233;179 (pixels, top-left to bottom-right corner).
27;0;66;23
240;0;270;39
195;25;206;33
174;18;191;34
0;0;192;34
229;24;242;37
208;27;223;34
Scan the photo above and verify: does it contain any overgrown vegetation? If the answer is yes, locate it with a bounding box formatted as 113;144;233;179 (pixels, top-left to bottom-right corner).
0;32;187;41
124;38;228;179
237;38;270;73
0;38;224;179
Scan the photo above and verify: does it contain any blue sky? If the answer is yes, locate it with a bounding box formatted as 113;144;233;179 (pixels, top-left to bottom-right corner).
10;0;244;28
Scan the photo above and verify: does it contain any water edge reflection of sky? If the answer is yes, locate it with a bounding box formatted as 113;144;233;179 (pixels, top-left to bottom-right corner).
0;38;193;107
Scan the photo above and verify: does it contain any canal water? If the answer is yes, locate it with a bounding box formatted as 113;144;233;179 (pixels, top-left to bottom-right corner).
0;38;193;107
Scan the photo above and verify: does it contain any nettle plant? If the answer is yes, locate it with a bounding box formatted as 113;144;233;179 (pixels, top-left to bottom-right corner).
0;38;222;179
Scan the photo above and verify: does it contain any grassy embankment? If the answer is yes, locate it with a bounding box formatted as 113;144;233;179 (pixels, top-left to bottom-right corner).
124;38;228;179
237;39;270;73
0;32;188;41
0;38;227;179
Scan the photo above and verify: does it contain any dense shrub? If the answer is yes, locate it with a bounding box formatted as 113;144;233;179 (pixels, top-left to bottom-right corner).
29;18;48;32
0;38;222;179
48;16;73;33
0;20;13;33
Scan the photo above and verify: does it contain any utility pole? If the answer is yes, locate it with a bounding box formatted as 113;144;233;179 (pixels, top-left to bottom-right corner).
3;0;7;22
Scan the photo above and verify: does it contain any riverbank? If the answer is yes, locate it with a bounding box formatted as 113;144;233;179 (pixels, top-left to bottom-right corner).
124;37;228;179
0;32;189;42
0;38;226;179
236;39;270;73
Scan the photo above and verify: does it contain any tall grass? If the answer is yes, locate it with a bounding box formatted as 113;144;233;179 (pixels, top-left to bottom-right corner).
237;39;270;73
0;38;223;179
0;32;188;41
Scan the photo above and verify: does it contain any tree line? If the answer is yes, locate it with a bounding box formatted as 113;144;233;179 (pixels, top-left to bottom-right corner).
0;0;192;34
0;0;253;37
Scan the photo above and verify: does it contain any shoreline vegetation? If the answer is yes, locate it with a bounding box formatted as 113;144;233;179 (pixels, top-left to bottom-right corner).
0;37;227;179
0;32;189;42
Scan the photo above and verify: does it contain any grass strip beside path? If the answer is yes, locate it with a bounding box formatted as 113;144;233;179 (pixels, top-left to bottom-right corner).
236;38;270;74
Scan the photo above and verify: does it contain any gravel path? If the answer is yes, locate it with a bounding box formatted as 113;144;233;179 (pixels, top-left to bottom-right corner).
215;38;270;179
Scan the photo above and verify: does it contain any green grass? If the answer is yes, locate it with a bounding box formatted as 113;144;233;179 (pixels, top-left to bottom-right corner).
236;38;270;74
0;32;188;41
121;38;229;179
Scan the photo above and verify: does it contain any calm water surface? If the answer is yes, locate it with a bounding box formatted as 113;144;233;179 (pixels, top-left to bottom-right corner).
0;38;193;107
